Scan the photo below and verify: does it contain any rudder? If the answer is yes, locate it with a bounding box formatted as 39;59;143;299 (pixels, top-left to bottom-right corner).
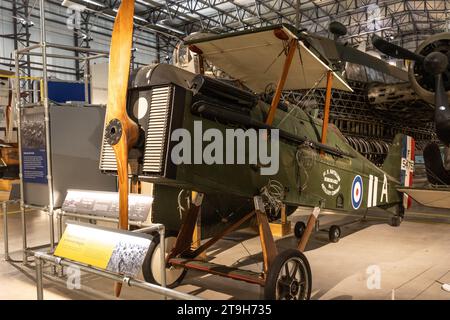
382;133;415;208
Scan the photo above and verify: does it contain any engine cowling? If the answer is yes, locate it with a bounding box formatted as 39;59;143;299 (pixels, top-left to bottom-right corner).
409;33;450;104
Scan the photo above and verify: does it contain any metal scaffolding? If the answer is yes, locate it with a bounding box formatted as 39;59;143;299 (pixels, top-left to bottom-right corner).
13;0;108;264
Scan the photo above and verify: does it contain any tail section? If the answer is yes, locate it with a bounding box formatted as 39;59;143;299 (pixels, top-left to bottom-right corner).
382;134;415;208
400;135;415;208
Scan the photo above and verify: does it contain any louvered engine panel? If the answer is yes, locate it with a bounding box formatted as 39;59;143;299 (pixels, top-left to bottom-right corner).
142;86;172;174
99;134;117;172
99;85;172;174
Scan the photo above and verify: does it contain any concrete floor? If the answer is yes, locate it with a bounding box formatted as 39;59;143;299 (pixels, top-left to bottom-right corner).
1;204;450;300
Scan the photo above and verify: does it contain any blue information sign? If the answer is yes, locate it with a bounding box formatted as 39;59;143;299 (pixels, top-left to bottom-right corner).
22;148;48;184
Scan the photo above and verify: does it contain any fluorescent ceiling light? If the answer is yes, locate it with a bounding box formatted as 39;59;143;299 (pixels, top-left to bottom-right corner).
82;0;105;7
156;22;184;35
133;15;147;22
136;0;152;7
61;0;86;10
103;13;116;20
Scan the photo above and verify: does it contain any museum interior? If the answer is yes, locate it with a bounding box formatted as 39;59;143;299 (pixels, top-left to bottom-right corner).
1;0;450;301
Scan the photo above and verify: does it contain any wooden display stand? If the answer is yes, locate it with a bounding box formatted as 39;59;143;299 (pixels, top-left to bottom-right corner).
0;179;19;192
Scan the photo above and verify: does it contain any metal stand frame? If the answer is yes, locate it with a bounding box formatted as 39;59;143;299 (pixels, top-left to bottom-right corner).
33;207;174;300
55;209;155;241
2;201;9;261
13;0;109;264
34;252;199;300
2;200;20;261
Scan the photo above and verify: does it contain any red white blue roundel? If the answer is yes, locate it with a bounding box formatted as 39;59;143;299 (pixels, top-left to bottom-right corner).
351;175;363;209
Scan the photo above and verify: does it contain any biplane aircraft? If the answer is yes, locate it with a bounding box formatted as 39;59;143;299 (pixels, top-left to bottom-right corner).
101;0;416;300
372;33;450;210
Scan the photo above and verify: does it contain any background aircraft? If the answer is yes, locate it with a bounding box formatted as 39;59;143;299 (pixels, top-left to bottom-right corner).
372;33;450;210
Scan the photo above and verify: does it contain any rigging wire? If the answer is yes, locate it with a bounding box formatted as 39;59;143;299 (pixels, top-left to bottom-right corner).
277;70;328;127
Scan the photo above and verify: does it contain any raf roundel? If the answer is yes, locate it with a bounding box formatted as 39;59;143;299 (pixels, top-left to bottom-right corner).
351;175;363;209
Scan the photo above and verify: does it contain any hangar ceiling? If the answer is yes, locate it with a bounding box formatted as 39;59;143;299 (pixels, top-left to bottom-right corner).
6;0;450;66
59;0;450;51
4;0;445;148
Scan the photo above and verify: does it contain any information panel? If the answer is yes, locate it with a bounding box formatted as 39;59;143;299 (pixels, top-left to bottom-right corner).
62;189;152;222
20;111;48;184
55;222;152;277
22;148;47;183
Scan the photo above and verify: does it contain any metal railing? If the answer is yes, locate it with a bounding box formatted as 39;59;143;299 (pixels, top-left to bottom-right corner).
34;252;201;301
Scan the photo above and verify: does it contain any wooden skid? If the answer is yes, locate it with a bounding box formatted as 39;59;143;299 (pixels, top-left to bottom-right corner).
169;258;265;286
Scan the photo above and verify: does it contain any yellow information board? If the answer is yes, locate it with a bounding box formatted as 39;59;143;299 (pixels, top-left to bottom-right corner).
55;222;151;276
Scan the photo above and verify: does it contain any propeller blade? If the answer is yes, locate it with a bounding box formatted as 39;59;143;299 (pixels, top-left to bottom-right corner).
372;35;424;63
105;0;139;296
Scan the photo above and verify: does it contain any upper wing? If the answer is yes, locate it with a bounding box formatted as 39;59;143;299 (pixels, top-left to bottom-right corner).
185;24;352;93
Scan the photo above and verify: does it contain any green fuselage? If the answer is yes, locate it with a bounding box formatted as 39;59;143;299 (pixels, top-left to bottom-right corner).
148;84;402;213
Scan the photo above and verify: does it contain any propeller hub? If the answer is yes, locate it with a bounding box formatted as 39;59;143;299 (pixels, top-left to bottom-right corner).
423;51;449;76
105;118;123;145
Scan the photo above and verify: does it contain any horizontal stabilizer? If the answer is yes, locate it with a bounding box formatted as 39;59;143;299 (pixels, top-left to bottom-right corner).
397;187;450;209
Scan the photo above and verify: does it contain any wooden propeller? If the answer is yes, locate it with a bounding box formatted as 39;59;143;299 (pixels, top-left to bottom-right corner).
105;0;139;297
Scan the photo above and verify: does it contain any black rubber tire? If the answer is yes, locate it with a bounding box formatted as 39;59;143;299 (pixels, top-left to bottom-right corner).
264;249;312;300
390;216;402;227
328;225;341;243
294;221;306;239
142;231;187;288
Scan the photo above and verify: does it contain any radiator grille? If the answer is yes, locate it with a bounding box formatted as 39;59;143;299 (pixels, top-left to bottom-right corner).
99;133;117;172
142;86;172;174
99;85;172;174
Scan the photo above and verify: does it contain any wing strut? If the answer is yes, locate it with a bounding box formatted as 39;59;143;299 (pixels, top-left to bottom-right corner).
265;38;297;125
320;70;334;147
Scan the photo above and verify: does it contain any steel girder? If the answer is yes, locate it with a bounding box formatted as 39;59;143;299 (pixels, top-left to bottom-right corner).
9;0;446;56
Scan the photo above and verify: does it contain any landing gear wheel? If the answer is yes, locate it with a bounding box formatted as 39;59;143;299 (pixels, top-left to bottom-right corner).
294;221;306;239
264;249;312;300
328;225;341;243
142;231;187;288
390;215;402;227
